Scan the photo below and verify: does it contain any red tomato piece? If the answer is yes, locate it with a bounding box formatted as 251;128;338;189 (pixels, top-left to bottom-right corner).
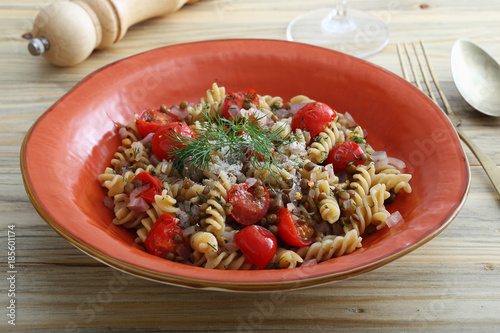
234;225;277;269
222;89;259;120
135;108;178;137
151;122;195;161
228;181;270;225
145;214;188;258
325;141;365;172
276;207;314;247
291;102;337;138
131;172;164;203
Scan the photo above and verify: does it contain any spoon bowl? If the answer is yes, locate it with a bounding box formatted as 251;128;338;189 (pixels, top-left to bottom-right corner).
451;39;500;117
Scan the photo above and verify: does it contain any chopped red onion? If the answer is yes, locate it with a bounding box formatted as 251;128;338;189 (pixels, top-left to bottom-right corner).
340;125;348;137
175;244;191;260
372;151;389;170
301;259;317;267
310;172;316;182
222;230;237;252
118;127;128;139
326;163;335;180
287;202;297;212
160;159;168;173
228;105;240;119
388;157;407;172
308;189;316;198
275;108;293;118
337;171;348;183
191;204;200;216
127;184;150;212
344;112;357;127
178;211;190;228
170;106;188;120
371;150;388;161
290;103;307;114
386;211;404;228
139;132;154;145
178;200;192;213
288;191;296;205
245;177;257;187
182;225;196;236
342;199;353;210
103;196;114;209
127;196;149;212
149;154;160;166
131;141;144;161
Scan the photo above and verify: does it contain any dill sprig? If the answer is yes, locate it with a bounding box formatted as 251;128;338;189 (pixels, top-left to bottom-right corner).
168;112;297;179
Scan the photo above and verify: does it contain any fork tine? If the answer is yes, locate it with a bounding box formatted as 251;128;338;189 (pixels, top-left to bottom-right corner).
412;42;438;105
418;41;455;117
397;43;410;81
403;43;423;91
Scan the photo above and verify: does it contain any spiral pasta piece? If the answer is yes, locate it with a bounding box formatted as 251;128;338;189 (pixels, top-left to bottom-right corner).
154;190;179;215
273;248;304;269
345;183;390;236
372;165;412;194
204;196;227;236
198;250;252;270
307;121;344;163
295;128;311;146
191;82;226;121
112;193;137;226
98;168;127;197
311;180;340;224
245;163;293;189
259;94;283;111
349;162;376;206
190;232;218;254
290;95;315;104
296;229;362;262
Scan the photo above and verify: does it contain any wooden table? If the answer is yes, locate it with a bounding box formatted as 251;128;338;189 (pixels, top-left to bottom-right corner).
1;0;499;331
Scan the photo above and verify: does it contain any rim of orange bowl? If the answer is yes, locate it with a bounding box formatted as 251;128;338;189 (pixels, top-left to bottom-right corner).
19;39;471;292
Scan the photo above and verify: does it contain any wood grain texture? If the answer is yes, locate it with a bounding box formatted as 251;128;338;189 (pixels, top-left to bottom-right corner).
1;0;499;331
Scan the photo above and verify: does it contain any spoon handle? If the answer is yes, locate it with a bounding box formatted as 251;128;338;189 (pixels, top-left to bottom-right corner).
456;127;500;197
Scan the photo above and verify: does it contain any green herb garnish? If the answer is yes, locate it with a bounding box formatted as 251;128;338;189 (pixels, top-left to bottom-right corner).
166;112;297;180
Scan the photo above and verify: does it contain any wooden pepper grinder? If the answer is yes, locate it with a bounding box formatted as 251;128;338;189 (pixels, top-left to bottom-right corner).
28;0;198;66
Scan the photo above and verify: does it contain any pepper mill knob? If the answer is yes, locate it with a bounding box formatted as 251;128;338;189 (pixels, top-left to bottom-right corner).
29;0;196;67
28;36;50;56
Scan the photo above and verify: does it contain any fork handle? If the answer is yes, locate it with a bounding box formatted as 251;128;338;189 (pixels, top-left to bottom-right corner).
457;127;500;197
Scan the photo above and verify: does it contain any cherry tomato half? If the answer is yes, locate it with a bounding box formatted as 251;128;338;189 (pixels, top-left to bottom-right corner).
228;181;270;225
276;207;315;247
136;108;178;138
145;214;188;258
234;225;277;269
151;122;195;161
291;102;337;139
131;172;164;203
223;89;259;120
325;141;365;172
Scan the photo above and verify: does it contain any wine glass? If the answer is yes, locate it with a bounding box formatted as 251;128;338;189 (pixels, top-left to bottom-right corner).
286;0;389;58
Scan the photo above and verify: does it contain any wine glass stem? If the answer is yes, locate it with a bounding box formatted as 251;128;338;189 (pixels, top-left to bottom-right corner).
336;0;347;17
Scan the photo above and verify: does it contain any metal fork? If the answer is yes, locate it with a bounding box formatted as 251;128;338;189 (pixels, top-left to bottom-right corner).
397;41;500;197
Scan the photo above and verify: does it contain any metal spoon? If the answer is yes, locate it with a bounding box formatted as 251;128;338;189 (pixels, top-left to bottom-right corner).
451;39;500;117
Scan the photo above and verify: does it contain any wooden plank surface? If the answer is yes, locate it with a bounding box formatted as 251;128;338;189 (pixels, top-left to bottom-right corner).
1;0;499;331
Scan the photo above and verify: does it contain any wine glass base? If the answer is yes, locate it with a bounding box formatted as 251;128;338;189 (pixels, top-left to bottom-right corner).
286;8;390;58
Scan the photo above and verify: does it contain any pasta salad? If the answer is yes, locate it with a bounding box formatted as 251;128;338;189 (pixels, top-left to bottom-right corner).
98;83;412;270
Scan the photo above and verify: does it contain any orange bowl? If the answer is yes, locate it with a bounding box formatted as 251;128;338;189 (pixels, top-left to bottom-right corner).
21;40;469;291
